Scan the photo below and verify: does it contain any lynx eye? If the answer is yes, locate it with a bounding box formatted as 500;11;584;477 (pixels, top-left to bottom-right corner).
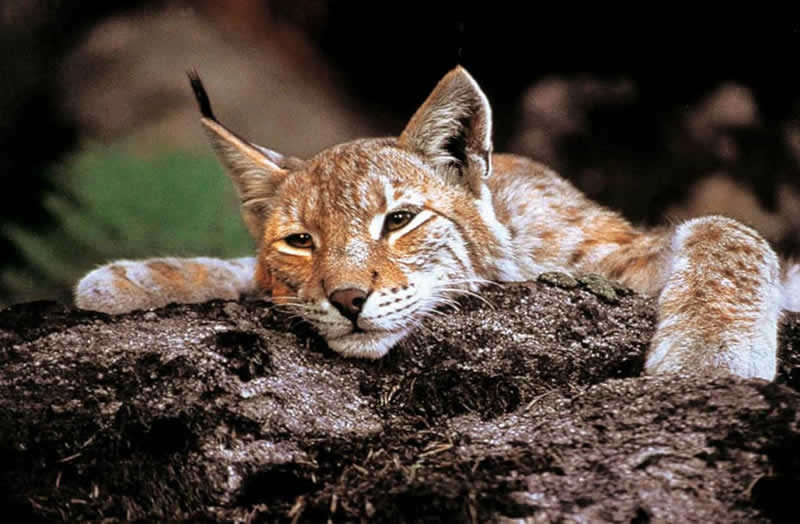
383;210;416;233
285;233;313;249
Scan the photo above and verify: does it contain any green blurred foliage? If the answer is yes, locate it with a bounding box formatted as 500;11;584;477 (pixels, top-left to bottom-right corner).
2;146;253;305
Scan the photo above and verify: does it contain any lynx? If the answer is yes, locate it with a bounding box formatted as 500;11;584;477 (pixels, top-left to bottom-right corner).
76;67;800;379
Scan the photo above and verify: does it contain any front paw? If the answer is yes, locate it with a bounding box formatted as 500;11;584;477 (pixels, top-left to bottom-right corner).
645;334;776;380
74;264;151;314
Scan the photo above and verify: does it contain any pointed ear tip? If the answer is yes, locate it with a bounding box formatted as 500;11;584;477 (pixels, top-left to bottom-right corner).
187;70;216;121
448;65;475;81
442;66;484;95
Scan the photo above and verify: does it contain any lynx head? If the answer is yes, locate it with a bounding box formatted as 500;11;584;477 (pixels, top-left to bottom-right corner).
189;67;504;358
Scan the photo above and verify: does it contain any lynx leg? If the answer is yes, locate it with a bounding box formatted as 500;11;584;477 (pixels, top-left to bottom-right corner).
75;257;257;314
646;216;781;379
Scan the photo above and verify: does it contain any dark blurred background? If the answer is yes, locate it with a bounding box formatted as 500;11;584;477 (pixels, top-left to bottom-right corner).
2;1;799;307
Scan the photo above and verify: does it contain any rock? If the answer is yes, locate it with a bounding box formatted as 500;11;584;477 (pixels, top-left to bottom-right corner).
576;273;620;304
537;271;579;289
1;282;798;522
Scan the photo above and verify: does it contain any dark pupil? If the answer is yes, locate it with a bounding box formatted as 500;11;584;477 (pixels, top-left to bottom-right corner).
390;212;409;226
288;234;311;247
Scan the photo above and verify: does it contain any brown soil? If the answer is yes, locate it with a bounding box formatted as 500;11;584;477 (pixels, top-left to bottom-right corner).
1;278;798;522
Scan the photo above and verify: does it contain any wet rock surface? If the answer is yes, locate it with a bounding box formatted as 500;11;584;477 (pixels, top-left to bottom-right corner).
1;281;798;522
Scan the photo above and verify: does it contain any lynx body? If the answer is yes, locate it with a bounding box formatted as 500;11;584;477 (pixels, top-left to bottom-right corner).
76;67;800;379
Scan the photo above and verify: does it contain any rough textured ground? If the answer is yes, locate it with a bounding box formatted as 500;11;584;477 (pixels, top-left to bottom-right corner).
1;276;798;522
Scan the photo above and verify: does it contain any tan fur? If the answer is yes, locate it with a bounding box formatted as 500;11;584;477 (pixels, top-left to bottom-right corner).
75;67;798;378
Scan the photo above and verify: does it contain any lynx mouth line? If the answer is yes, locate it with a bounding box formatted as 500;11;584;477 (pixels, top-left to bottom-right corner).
328;327;406;342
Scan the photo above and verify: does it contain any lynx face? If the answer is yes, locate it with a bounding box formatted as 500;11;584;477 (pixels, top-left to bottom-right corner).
189;67;502;358
259;141;489;358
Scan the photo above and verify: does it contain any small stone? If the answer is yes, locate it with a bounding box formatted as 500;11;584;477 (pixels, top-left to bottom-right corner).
537;272;579;289
577;273;619;304
223;303;241;318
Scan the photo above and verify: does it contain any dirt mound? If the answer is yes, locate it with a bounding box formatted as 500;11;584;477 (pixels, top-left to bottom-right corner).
1;279;798;522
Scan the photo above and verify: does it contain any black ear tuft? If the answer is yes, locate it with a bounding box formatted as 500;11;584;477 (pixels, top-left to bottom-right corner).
187;69;216;121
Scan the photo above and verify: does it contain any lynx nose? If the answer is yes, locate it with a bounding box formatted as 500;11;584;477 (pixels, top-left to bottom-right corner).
329;287;368;323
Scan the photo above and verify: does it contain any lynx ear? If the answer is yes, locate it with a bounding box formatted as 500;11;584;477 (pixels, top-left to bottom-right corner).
399;66;493;194
188;71;301;238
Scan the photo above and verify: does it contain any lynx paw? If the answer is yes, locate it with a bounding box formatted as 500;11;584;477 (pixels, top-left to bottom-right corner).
75;257;257;314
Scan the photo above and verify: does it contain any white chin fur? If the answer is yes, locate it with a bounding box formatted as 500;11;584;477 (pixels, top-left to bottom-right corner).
326;329;410;359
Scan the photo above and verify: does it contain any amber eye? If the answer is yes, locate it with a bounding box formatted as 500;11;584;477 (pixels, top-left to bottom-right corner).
383;210;415;233
285;233;313;249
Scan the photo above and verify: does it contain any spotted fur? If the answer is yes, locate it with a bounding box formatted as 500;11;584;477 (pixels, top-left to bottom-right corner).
75;67;798;379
